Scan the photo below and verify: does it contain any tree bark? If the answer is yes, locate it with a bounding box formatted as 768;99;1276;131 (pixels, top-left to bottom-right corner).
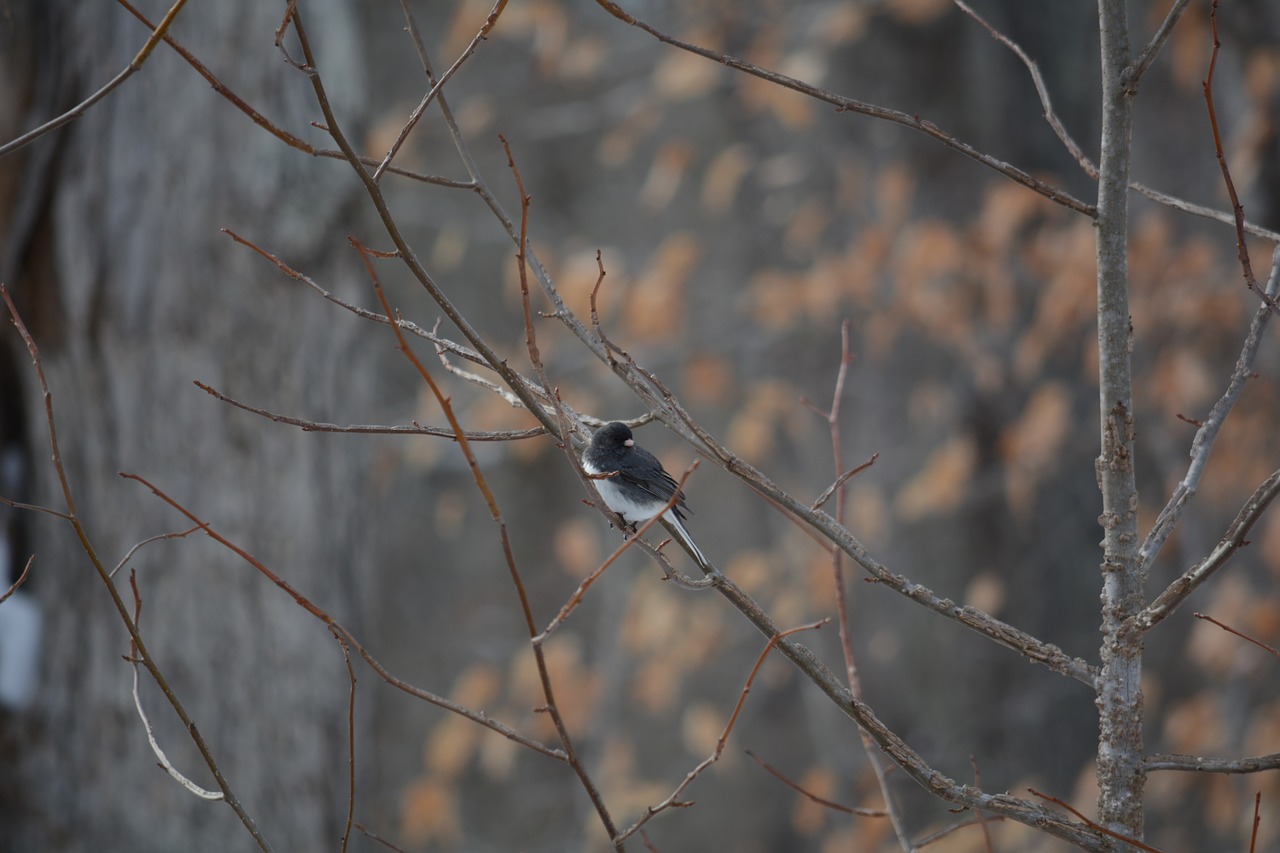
2;3;376;850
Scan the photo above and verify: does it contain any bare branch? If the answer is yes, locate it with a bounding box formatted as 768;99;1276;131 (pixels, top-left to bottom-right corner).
1203;0;1274;311
0;0;190;157
1140;248;1280;569
120;471;567;760
954;0;1097;177
1130;0;1194;87
371;0;509;181
1128;469;1280;636
591;0;1094;215
616;621;833;842
193;381;544;441
1194;612;1280;659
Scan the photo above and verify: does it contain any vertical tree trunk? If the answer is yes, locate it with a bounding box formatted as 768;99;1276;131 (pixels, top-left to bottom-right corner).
1094;0;1145;844
3;3;376;850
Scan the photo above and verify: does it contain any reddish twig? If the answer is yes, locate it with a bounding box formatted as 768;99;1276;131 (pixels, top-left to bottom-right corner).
1203;0;1275;313
1249;791;1261;853
1027;788;1166;853
114;1;468;188
970;755;994;853
1194;612;1280;659
353;824;410;853
1127;468;1280;637
540;462;706;642
807;321;907;848
1144;752;1280;774
616;620;834;841
744;749;885;817
332;629;357;853
120;471;564;759
0;554;34;605
912;815;1008;848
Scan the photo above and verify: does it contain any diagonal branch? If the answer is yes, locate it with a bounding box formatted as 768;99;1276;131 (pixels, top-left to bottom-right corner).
1140;248;1280;569
1130;469;1280;638
592;0;1094;216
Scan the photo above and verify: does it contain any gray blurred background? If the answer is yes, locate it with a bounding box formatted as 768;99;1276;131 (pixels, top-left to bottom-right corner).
3;1;1280;851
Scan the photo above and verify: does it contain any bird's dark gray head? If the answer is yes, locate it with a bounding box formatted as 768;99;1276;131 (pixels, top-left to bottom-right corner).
593;421;634;450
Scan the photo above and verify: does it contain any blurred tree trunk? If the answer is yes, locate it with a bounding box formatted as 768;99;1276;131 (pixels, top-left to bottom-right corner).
1;3;378;850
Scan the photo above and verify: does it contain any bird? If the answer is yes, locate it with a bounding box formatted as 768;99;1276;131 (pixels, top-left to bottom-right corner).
582;421;713;573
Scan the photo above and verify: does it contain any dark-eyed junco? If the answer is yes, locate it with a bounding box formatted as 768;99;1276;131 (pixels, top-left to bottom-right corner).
583;421;713;573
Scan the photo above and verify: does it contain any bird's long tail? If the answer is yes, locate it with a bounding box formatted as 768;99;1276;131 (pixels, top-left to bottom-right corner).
661;511;715;574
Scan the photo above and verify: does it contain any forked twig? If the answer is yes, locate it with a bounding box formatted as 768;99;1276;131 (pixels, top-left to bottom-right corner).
615;621;832;842
125;572;224;801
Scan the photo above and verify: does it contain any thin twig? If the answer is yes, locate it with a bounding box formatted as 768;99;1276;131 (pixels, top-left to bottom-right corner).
1139;249;1280;569
538;463;706;642
120;471;565;759
954;0;1096;177
371;0;509;181
0;554;35;605
332;629;357;853
1027;788;1167;853
810;453;879;512
1204;0;1274;311
1129;0;1194;87
125;573;224;801
616;621;833;842
109;527;202;578
114;1;471;188
1;283;273;852
912;815;1007;848
1127;469;1280;637
0;0;190;157
1193;612;1280;659
744;749;885;817
592;0;1093;216
809;321;909;849
970;755;995;853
